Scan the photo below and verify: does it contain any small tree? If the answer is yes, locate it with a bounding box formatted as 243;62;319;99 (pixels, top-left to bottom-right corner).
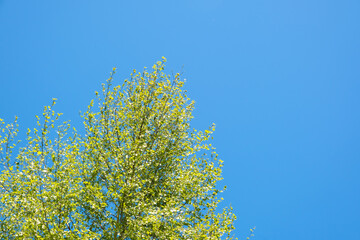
0;58;236;239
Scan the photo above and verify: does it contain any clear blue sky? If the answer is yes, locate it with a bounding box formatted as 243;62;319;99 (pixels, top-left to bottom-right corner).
1;1;360;239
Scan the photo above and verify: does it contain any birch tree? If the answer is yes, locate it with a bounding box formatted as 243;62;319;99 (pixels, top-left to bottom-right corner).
0;58;236;239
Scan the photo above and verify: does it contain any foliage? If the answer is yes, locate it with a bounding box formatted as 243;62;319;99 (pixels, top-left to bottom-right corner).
0;58;236;239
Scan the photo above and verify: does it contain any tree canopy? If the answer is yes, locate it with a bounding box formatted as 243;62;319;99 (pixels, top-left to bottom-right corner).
0;58;236;239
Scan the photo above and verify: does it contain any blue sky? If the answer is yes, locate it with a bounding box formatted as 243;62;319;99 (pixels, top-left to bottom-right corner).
1;1;360;239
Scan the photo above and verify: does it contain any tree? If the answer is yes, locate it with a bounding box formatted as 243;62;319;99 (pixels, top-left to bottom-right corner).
0;58;236;239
